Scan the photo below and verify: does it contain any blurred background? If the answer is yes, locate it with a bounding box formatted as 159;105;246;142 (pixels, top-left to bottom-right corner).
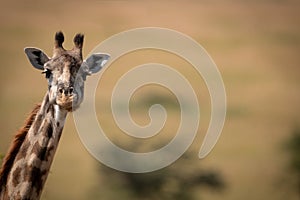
0;0;300;199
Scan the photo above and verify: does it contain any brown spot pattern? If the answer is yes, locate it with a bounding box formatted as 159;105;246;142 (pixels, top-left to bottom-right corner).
12;167;21;187
0;104;41;194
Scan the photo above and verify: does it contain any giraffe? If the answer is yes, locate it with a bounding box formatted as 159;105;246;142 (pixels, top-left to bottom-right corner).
0;31;110;199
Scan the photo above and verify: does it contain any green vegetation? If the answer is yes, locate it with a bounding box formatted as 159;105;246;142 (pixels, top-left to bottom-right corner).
0;153;3;166
284;128;300;197
92;152;224;200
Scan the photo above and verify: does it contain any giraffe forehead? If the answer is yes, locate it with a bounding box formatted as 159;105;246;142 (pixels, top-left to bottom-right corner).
48;54;82;72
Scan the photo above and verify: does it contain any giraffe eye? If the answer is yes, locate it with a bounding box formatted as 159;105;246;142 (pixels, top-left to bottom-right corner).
42;69;52;79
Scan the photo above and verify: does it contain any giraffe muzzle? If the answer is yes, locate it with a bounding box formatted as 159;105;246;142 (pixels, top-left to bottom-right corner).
56;86;78;111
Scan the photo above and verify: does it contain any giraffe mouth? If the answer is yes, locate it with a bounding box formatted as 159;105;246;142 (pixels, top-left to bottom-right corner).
56;94;79;111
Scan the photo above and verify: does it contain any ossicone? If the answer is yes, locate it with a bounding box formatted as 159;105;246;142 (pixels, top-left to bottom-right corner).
55;31;65;49
73;33;84;49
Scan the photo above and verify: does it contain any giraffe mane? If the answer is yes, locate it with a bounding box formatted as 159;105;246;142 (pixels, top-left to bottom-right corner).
0;104;41;192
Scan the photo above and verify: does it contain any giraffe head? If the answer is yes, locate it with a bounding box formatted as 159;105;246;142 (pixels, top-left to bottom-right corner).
24;31;110;111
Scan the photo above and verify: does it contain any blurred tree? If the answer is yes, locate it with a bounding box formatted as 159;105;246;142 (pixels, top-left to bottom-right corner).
89;93;225;199
91;152;225;200
0;153;3;166
285;128;300;197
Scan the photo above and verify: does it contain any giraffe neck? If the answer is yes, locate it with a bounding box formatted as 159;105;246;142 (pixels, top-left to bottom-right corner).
0;93;68;200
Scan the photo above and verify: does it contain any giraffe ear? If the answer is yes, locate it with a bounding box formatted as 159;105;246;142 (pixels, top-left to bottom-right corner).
84;53;110;74
24;47;50;70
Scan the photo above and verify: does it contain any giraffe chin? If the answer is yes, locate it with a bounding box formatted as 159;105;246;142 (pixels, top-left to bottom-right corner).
56;99;80;112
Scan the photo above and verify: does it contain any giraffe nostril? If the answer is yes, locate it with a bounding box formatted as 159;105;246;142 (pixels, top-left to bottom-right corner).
59;88;63;94
69;87;74;94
